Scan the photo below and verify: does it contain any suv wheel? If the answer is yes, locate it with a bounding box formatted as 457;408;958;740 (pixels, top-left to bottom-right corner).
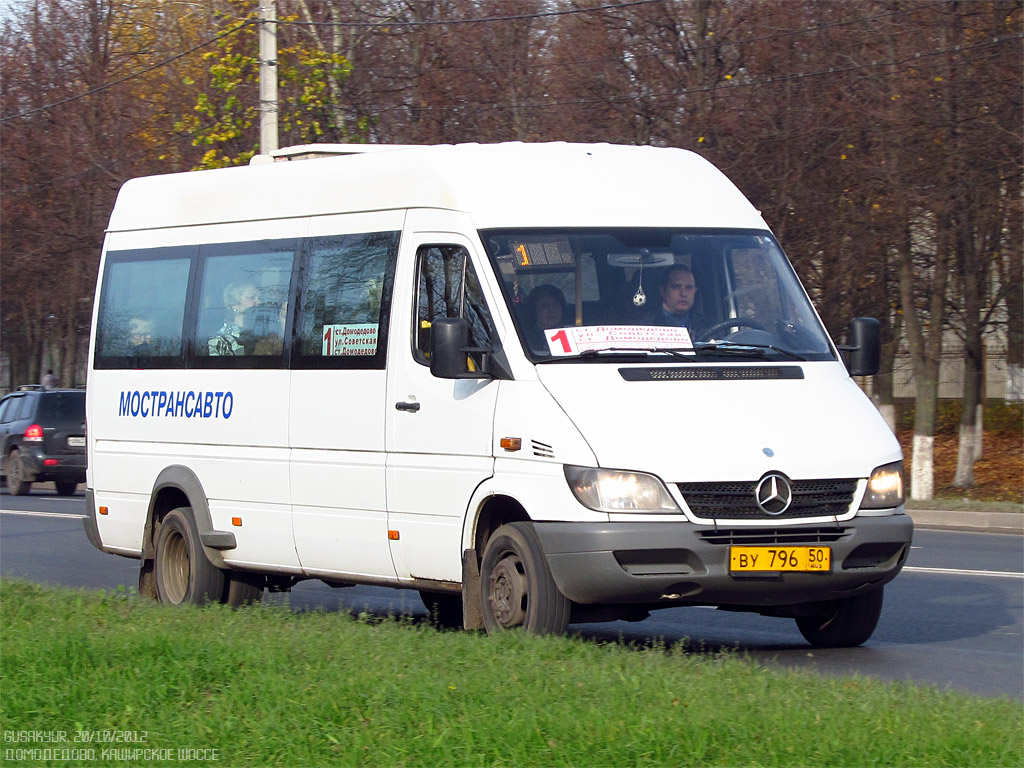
7;449;32;496
54;480;78;496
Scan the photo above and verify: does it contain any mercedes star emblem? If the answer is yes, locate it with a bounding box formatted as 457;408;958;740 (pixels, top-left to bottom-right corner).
755;473;793;516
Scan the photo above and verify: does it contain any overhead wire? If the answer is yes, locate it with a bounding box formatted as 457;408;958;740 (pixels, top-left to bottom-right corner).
311;32;1024;116
0;0;967;123
0;18;257;124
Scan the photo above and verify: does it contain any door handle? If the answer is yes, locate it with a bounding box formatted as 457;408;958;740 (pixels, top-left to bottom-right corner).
395;401;421;412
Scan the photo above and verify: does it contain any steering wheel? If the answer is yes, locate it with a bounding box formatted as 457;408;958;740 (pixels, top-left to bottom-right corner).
699;318;766;340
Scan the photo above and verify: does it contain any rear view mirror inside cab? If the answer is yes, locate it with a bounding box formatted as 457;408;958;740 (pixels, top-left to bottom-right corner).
606;251;675;268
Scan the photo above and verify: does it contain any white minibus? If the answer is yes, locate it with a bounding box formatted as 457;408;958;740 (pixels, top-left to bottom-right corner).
85;142;912;646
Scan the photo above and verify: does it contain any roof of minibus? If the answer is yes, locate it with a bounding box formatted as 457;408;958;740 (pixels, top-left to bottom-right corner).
106;142;769;233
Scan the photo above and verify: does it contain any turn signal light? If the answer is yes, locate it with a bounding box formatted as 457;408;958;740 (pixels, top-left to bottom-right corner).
231;517;242;527
24;424;43;442
99;506;109;515
500;437;522;452
388;530;400;540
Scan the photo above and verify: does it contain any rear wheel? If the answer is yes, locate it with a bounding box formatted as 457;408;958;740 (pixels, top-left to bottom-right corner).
7;449;32;496
54;480;78;496
419;590;463;629
223;571;264;607
480;522;570;636
796;587;885;647
154;507;225;605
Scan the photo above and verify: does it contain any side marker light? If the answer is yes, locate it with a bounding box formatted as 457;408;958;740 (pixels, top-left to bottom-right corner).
500;437;522;452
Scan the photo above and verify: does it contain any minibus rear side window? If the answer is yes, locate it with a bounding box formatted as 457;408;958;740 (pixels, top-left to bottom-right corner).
193;240;297;368
94;247;195;368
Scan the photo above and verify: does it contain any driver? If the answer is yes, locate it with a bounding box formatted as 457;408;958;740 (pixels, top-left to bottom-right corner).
641;265;705;332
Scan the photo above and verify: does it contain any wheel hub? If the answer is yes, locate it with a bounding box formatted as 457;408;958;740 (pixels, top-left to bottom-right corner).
488;555;527;628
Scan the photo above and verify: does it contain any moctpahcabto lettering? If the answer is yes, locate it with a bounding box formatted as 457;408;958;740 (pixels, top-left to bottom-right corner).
118;390;234;419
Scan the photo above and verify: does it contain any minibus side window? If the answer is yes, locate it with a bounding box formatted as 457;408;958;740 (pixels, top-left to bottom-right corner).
94;248;194;368
414;245;496;367
293;231;398;370
194;241;296;367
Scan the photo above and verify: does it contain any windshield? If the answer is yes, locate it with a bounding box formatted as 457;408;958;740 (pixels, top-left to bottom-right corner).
481;228;834;363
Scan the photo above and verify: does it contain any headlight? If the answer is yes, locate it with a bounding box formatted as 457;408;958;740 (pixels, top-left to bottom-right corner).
564;466;679;514
861;460;905;509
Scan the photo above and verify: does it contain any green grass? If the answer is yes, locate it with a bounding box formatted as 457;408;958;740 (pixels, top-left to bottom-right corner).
2;581;1021;768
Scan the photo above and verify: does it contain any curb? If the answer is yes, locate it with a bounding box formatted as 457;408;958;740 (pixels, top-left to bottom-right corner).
907;508;1024;535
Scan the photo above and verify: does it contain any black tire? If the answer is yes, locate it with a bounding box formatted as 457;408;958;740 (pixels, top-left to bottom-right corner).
223;571;264;608
480;522;570;636
419;590;463;629
7;449;32;496
154;507;225;606
54;480;78;496
796;587;885;647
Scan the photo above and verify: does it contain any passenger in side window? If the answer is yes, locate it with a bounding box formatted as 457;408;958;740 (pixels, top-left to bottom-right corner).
127;317;155;355
209;282;259;356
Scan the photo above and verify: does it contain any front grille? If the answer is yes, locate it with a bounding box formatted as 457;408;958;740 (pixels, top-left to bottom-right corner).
678;479;857;520
698;527;852;546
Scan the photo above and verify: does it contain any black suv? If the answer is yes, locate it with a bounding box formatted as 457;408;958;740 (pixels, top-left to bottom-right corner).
0;386;86;496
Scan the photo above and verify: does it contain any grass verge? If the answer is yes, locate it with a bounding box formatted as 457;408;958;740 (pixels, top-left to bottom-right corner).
905;498;1023;514
2;580;1021;768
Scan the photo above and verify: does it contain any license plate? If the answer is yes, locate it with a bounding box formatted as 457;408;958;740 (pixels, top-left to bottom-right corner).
730;546;831;573
67;436;86;447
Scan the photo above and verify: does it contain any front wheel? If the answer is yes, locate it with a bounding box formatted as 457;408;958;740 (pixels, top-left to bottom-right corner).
154;507;225;606
795;587;884;647
480;522;570;636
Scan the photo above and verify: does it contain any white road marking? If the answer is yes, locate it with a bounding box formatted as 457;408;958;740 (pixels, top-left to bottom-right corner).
904;566;1023;579
0;509;85;519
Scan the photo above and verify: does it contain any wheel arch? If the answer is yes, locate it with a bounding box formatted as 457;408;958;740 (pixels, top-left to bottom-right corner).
468;492;532;565
142;466;228;570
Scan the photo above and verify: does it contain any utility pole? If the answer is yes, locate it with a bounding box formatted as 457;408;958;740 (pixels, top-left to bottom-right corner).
259;0;279;153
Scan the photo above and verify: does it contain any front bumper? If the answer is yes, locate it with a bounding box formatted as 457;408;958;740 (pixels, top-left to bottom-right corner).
535;514;913;607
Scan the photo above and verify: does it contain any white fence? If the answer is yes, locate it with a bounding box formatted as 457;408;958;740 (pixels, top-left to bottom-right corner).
891;347;1017;400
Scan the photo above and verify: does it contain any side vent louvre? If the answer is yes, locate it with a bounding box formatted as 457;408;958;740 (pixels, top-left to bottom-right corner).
532;440;555;459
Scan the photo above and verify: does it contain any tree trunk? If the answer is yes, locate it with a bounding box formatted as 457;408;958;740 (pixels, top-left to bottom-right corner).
911;376;939;499
953;208;983;487
899;217;950;502
953;350;982;487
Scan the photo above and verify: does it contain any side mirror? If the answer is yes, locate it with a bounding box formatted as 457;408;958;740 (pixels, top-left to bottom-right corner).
430;317;497;380
430;317;470;379
840;317;880;376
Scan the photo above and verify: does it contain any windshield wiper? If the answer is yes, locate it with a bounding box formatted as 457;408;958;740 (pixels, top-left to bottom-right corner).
578;347;695;359
692;342;807;361
534;347;693;362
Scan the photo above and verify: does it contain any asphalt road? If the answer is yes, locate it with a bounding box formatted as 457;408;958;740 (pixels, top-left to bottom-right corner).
2;489;1021;701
